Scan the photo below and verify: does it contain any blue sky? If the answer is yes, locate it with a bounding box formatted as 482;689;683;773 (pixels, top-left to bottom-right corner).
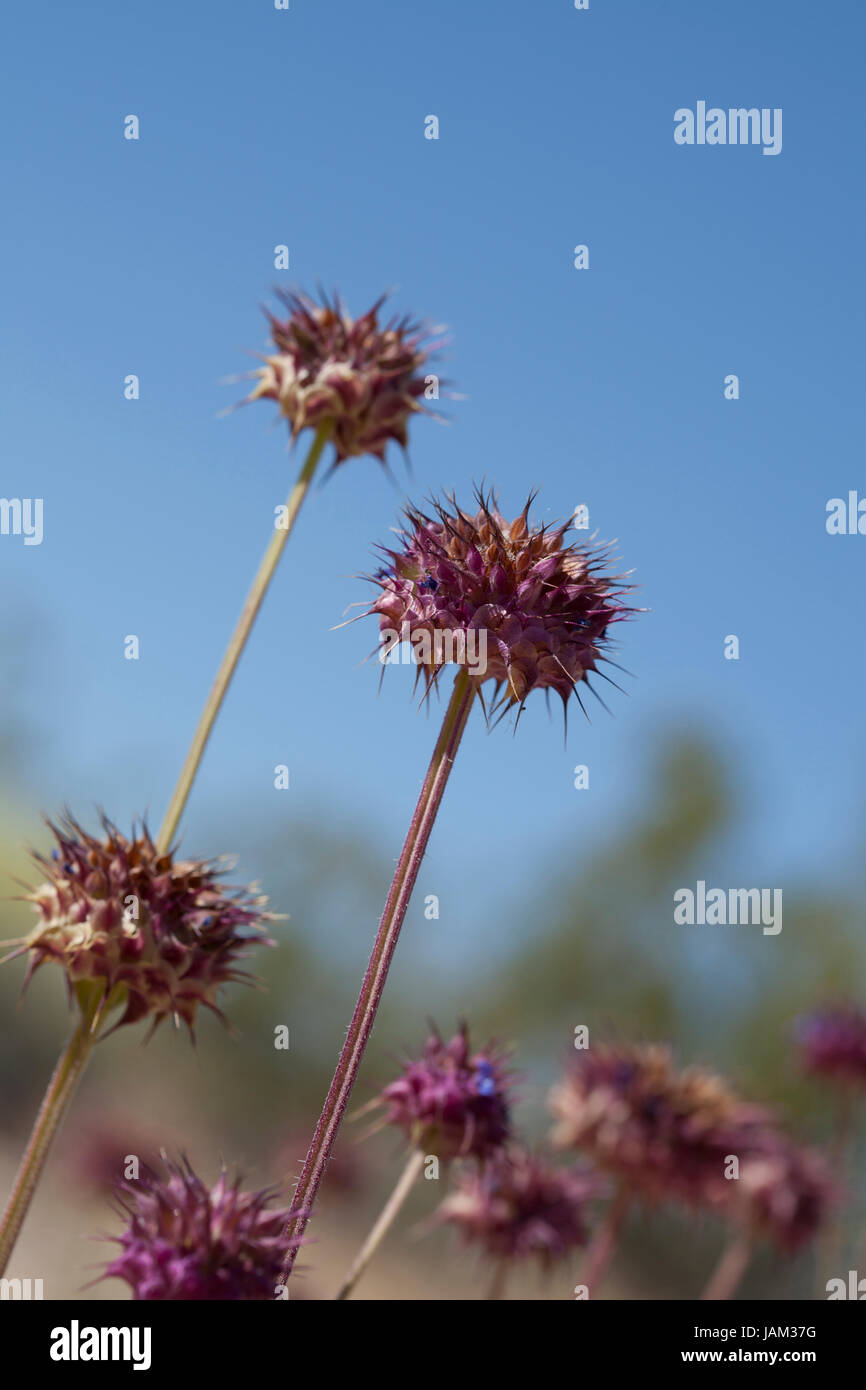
1;0;864;963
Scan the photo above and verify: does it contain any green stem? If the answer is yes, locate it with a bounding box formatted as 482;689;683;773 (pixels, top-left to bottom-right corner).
0;992;106;1275
0;426;332;1274
334;1149;425;1300
279;667;477;1283
156;422;332;854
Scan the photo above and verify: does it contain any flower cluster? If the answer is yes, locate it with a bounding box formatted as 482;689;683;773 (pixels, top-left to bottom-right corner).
435;1148;602;1268
377;1023;512;1161
796;1006;866;1086
246;289;439;466
549;1042;832;1255
104;1158;297;1301
734;1139;833;1252
369;490;633;710
4;815;272;1035
4;269;848;1308
548;1043;767;1209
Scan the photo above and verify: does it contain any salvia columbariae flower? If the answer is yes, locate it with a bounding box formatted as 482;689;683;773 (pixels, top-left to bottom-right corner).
435;1149;601;1268
246;288;441;467
368;488;634;715
548;1044;769;1210
796;1006;866;1086
376;1023;512;1161
103;1158;298;1300
2;814;273;1036
734;1137;833;1252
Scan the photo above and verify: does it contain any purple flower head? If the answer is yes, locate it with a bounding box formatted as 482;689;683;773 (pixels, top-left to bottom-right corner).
103;1157;300;1301
1;814;274;1036
735;1136;833;1252
435;1148;602;1268
796;1006;866;1085
549;1044;769;1210
368;489;634;715
246;288;442;467
378;1023;512;1161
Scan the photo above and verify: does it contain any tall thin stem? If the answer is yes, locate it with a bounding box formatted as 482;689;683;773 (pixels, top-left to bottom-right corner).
0;426;331;1276
0;990;107;1275
815;1088;854;1294
280;667;477;1282
701;1231;752;1300
156;422;333;853
334;1149;425;1300
578;1186;629;1298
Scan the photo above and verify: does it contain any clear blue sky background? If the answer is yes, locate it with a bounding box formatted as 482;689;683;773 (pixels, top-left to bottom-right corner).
1;0;864;965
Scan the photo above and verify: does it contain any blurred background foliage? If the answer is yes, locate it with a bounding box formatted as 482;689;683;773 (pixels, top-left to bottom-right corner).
2;646;864;1299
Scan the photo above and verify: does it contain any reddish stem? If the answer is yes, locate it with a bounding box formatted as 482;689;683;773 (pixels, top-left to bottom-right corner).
280;668;477;1280
578;1187;629;1297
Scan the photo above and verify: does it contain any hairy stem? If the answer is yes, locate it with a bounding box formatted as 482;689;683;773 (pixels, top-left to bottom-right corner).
280;667;477;1282
0;991;107;1274
334;1149;425;1300
156;422;333;853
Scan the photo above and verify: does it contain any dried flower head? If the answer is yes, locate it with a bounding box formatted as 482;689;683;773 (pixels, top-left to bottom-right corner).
435;1149;601;1268
246;288;441;466
549;1044;769;1209
796;1006;866;1086
103;1157;298;1300
1;814;273;1036
368;489;633;715
734;1137;833;1252
377;1023;512;1161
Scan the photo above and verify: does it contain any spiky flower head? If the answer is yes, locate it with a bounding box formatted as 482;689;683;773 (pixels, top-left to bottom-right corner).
377;1023;512;1161
435;1149;601;1268
103;1157;298;1300
734;1138;833;1252
368;489;633;713
548;1044;769;1209
2;814;273;1036
796;1006;866;1086
246;288;440;466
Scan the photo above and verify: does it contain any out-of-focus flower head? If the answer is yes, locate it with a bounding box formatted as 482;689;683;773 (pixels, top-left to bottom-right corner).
368;488;634;717
246;288;443;467
376;1022;513;1161
796;1006;866;1086
1;814;273;1037
734;1136;833;1252
435;1148;602;1268
103;1157;299;1300
548;1043;769;1209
